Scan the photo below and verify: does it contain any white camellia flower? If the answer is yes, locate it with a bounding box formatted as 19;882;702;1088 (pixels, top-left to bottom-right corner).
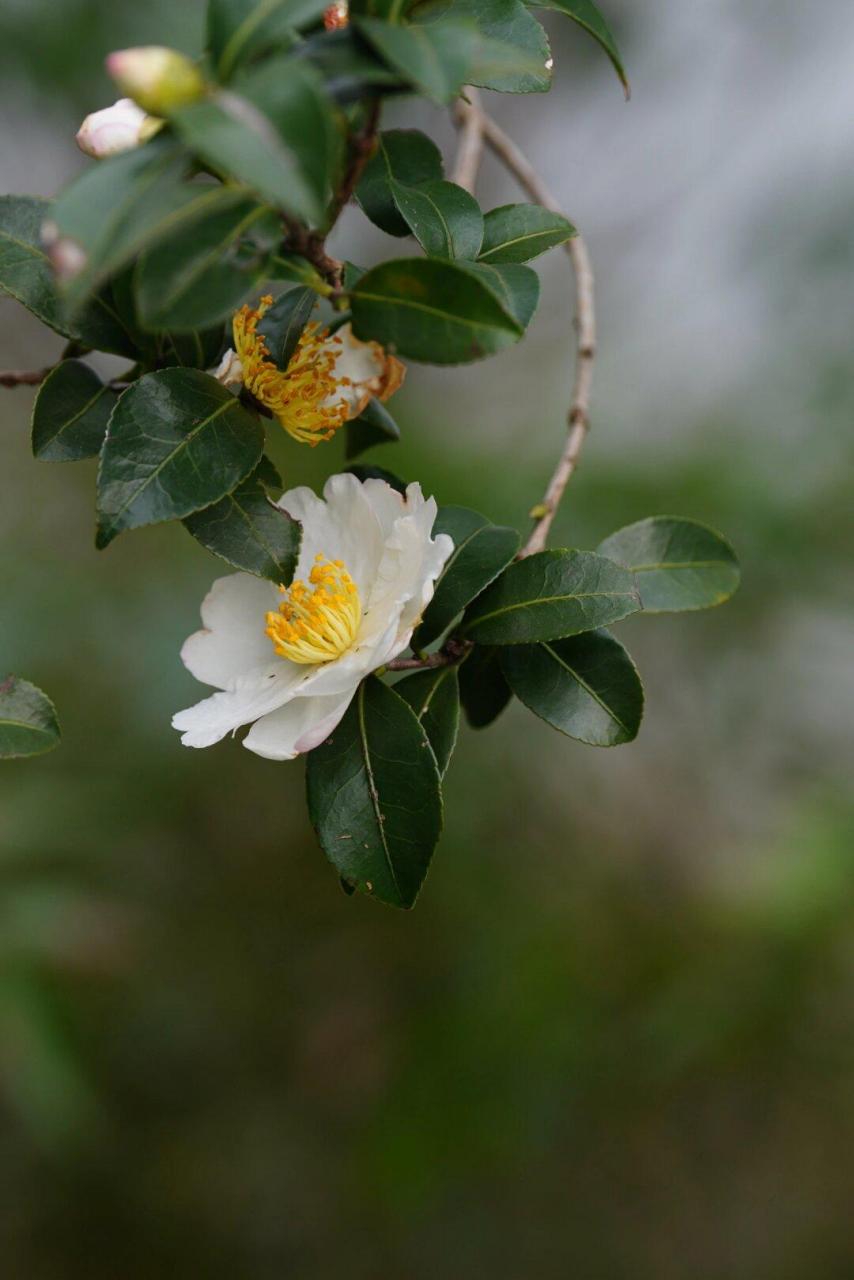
75;98;160;158
173;475;454;761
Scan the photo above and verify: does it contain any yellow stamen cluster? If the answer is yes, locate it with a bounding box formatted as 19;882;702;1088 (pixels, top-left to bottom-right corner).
233;296;351;446
266;555;361;665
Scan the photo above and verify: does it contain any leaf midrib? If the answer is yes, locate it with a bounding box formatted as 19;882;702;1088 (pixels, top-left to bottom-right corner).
470;588;637;628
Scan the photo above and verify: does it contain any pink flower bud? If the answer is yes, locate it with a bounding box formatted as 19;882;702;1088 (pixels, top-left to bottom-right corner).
75;98;160;159
106;46;205;115
41;220;87;282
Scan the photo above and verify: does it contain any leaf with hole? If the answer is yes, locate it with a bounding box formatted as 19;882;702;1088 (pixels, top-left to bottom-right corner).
463;549;640;644
415;507;520;648
528;0;628;95
479;203;576;264
597;517;741;613
96;368;264;548
351;257;523;364
0;677;61;760
31;360;117;462
500;629;643;746
306;676;443;909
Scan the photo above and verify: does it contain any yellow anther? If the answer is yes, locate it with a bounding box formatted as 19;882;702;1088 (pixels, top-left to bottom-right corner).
232;298;352;447
266;556;361;665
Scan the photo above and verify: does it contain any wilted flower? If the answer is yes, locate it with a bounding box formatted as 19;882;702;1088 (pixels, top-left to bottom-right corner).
216;296;405;446
106;46;205;115
75;97;161;158
173;475;453;761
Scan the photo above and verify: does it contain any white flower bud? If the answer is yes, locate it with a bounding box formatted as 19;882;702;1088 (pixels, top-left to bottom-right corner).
106;46;206;116
75;98;161;159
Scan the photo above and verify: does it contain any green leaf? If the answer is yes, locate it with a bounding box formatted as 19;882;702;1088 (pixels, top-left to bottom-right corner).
304;29;408;102
356;129;444;237
463;549;641;644
95;368;264;548
345;397;401;458
390;179;484;260
418;0;551;94
415;506;520;648
208;0;328;81
135;199;279;332
395;666;460;776
31;360;117;462
500;629;643;746
0;195;138;357
183;459;300;581
459;645;512;727
51;140;241;309
173;58;340;223
162;326;229;371
351;257;523;364
257;285;315;369
529;0;629;95
596;517;741;613
306;676;443;909
479;202;576;264
354;15;477;104
458;261;540;329
351;0;415;16
0;676;61;760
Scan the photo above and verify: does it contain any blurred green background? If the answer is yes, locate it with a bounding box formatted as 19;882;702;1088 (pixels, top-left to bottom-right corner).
2;2;854;1275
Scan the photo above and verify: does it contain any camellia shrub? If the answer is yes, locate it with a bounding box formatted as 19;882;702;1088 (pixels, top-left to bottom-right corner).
0;0;739;907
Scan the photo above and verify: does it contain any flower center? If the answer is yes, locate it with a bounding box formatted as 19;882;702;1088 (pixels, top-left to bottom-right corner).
266;555;361;665
233;297;351;447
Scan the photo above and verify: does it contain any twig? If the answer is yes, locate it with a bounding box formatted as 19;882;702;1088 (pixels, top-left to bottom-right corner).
453;100;597;557
386;637;472;673
451;87;485;194
0;366;53;388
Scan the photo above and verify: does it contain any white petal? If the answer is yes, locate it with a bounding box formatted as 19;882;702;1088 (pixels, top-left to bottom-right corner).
75;98;148;158
172;665;308;748
242;691;353;761
180;573;280;689
279;473;386;596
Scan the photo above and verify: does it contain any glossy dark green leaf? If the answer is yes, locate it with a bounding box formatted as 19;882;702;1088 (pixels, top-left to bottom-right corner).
135;199;279;332
173;59;339;223
530;0;628;95
345;397;401;458
395;666;460;776
351;0;416;16
303;29;407;102
345;463;407;493
0;676;61;759
51;140;237;309
354;15;477;104
95;369;264;548
162;326;229;371
459;261;540;329
208;0;327;81
479;203;576;264
418;0;551;93
459;645;512;728
31;360;117;462
0;196;137;357
500;629;643;746
597;517;741;613
356;129;444;237
351;257;523;364
416;507;520;648
257;285;315;369
306;676;443;909
463;549;640;644
183;459;300;581
391;179;484;260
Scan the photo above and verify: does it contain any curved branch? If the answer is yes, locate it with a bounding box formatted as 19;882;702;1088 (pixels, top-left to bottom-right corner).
451;87;485;194
453;100;597;558
0;366;53;388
